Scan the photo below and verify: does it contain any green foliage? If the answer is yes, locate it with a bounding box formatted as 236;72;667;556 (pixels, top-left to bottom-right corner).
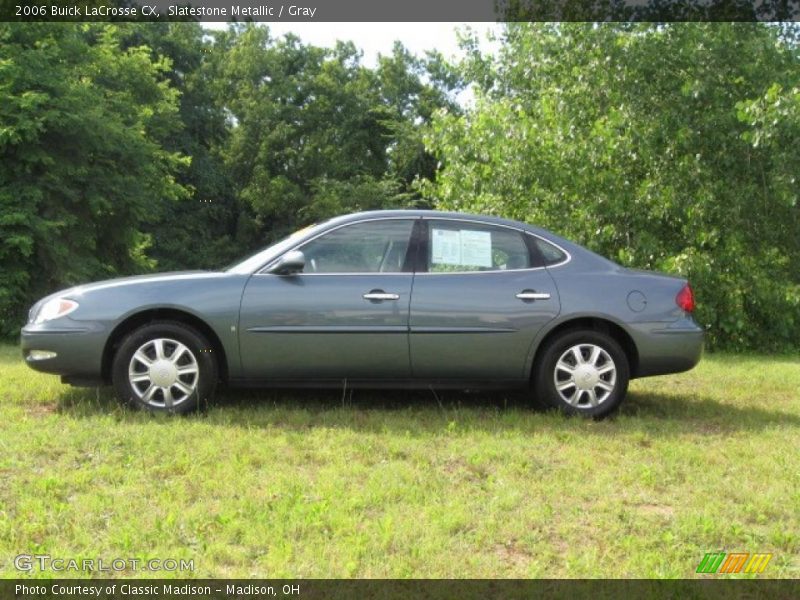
421;23;800;351
0;23;187;336
217;26;456;242
117;23;241;271
4;22;796;352
0;23;455;335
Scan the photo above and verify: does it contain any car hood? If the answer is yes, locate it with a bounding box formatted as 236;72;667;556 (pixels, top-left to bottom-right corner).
64;271;227;297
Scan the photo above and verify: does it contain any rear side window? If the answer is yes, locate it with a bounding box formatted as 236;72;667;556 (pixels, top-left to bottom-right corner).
426;220;531;272
533;237;568;266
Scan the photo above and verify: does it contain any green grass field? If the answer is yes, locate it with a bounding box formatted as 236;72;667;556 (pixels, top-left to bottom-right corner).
0;344;798;578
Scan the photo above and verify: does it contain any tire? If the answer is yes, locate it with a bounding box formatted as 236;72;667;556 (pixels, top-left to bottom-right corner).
534;329;629;418
111;321;218;414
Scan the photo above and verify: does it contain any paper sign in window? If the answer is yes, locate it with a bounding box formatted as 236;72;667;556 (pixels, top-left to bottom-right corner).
431;228;493;268
431;228;462;265
459;230;492;267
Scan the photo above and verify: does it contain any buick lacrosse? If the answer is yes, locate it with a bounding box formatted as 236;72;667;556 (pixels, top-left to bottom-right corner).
21;210;703;417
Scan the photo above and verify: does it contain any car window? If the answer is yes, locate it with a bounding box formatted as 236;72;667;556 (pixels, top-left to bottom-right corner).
533;237;568;266
427;220;531;272
299;219;415;273
226;222;325;273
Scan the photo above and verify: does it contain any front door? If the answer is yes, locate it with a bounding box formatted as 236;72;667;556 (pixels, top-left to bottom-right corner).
409;218;560;381
238;218;417;380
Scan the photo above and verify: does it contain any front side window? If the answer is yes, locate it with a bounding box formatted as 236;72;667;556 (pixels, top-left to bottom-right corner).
299;219;415;273
426;220;531;272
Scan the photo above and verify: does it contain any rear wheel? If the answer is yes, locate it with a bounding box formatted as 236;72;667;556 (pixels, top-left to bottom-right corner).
112;321;218;414
534;329;629;418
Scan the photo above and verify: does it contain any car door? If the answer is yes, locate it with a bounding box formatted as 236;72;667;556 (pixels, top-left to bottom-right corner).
409;218;561;381
238;218;417;380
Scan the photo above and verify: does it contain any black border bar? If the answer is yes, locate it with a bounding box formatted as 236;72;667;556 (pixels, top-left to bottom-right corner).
3;579;800;600
2;0;800;22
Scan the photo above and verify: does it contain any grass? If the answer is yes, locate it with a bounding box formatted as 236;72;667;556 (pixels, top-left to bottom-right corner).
0;343;798;579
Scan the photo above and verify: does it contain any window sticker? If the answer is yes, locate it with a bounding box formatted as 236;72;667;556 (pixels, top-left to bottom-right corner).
459;229;492;267
431;228;462;265
431;227;493;268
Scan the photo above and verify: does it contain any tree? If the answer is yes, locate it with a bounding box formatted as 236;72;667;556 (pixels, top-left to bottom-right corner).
0;22;459;337
0;23;187;335
118;23;241;270
421;23;800;351
215;25;458;246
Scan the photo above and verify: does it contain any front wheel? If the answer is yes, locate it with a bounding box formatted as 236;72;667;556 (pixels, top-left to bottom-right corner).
112;321;218;414
534;330;629;418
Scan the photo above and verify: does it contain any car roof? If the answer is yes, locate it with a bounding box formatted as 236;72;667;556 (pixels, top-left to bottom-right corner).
324;209;621;271
227;208;619;274
326;209;551;236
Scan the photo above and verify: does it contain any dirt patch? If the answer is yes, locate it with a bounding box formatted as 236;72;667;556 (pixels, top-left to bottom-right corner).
27;403;57;417
495;540;533;569
635;503;675;518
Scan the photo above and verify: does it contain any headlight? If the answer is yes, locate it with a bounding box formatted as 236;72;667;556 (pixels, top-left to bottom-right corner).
33;298;79;324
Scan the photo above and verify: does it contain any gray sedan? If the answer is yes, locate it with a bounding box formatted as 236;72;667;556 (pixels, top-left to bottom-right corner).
21;210;703;417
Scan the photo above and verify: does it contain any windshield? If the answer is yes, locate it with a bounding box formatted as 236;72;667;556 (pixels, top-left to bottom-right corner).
225;223;320;274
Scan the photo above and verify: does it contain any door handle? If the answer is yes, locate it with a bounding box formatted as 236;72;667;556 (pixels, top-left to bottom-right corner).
363;290;400;301
516;290;551;301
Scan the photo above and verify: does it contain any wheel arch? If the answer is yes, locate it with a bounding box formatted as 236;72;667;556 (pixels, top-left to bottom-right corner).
529;316;640;381
101;308;229;384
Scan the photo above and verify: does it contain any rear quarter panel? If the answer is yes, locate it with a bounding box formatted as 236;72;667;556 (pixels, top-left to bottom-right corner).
527;253;702;378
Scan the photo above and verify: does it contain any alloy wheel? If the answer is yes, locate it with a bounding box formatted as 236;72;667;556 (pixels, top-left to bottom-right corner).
127;337;199;409
553;343;617;408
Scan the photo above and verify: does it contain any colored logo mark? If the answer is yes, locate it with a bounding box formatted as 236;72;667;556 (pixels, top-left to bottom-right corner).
696;552;772;574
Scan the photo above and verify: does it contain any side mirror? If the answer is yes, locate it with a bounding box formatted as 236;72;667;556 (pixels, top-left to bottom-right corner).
269;250;305;275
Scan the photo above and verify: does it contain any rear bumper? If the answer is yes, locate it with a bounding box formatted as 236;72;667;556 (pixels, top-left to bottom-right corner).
20;322;107;380
629;317;704;378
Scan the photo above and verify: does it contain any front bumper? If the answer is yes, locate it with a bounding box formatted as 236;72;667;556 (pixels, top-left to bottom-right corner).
20;322;108;380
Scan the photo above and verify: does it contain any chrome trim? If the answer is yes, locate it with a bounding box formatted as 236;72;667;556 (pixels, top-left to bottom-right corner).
409;326;517;334
423;215;530;229
259;272;413;277
362;292;400;301
21;327;90;334
515;292;551;300
247;326;408;334
253;214;573;275
416;267;546;275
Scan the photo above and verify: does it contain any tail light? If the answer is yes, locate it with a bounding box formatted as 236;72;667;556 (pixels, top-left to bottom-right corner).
676;283;695;313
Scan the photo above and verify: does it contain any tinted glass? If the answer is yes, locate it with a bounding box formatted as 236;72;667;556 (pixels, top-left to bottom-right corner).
228;223;322;273
427;220;530;272
534;238;568;266
299;220;414;273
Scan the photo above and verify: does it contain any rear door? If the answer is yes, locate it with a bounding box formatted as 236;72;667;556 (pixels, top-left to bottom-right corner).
409;218;560;381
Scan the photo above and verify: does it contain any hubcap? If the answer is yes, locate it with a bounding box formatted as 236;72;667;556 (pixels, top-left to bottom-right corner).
128;338;199;409
553;343;616;408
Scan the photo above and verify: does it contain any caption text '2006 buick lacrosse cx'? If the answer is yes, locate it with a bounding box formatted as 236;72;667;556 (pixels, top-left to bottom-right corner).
21;210;703;417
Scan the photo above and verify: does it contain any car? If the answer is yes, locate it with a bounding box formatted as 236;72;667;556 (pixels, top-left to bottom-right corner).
21;210;703;417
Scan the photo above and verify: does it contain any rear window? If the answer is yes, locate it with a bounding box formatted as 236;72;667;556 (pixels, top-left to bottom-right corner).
534;238;568;266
